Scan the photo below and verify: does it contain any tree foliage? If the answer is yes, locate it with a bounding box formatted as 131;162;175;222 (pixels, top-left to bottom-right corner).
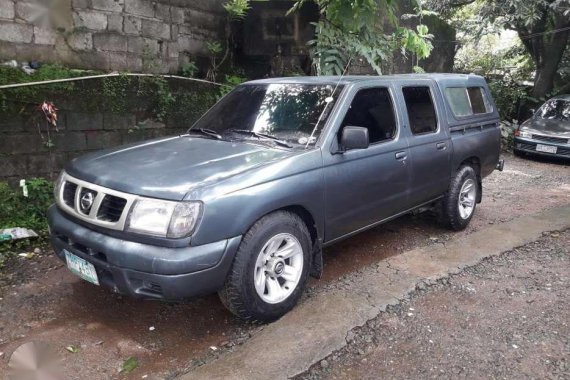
289;0;435;75
427;0;570;98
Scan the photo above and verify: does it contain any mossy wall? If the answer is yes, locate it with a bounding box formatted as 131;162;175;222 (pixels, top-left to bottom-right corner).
0;67;218;185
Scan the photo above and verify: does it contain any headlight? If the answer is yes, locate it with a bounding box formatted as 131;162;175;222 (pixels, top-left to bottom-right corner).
520;131;531;138
126;198;202;238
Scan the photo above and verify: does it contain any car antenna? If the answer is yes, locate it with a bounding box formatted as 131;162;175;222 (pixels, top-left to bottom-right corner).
305;57;353;149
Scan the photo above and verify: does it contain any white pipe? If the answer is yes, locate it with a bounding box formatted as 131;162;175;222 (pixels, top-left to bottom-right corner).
0;72;231;89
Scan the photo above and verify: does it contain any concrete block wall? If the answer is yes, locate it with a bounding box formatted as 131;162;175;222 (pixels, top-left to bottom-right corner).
0;110;185;185
0;0;226;73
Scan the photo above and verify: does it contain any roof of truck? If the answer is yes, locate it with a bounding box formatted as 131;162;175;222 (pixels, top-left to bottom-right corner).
246;74;486;86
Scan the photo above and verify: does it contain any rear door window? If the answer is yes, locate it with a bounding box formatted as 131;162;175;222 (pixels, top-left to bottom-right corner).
467;87;491;114
445;86;492;117
445;88;471;117
402;86;438;135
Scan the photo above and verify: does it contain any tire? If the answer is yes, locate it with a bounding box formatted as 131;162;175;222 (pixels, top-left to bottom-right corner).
218;211;311;322
513;149;525;158
440;165;479;231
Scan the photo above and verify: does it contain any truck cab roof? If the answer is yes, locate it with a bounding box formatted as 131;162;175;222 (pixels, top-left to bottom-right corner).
246;73;488;87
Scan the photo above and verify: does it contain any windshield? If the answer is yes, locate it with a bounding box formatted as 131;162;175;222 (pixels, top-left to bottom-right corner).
536;99;570;122
189;83;342;147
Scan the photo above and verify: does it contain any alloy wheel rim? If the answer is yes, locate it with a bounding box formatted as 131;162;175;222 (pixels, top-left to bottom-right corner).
458;178;476;219
253;233;303;304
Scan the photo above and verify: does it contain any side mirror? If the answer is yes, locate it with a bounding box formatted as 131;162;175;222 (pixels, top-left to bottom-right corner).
340;126;369;152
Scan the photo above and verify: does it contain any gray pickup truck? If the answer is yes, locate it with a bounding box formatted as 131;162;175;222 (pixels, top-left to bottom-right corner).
48;74;502;321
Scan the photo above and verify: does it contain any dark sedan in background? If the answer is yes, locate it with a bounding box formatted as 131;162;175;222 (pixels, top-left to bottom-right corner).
514;95;570;159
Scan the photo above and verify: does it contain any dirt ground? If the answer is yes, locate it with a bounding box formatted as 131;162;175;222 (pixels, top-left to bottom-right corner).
0;153;569;379
298;229;570;380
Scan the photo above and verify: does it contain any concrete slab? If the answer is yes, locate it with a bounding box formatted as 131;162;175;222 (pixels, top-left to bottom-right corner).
180;205;570;380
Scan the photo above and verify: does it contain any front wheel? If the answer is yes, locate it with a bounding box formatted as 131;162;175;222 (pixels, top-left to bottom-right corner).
440;165;479;231
218;211;311;322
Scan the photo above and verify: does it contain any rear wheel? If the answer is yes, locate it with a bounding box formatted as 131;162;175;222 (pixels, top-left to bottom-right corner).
440;165;478;231
218;211;311;322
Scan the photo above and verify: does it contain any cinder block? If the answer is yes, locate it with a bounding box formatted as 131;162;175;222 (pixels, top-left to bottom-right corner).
127;36;158;54
73;10;108;31
93;33;127;52
27;154;57;175
107;14;123;33
171;7;185;24
66;32;93;51
155;3;171;21
86;131;122;150
54;133;87;152
167;41;179;58
0;134;44;154
141;18;171;40
0;155;26;177
72;0;90;9
105;51;128;70
0;117;26;133
126;54;142;71
0;21;33;43
14;1;37;23
67;113;103;131
125;0;155;18
0;0;15;19
34;26;57;45
123;15;141;35
103;113;136;130
177;35;206;54
91;0;124;12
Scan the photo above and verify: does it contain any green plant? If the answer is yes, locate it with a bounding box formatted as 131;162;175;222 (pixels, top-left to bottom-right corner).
223;0;251;19
181;61;199;78
289;0;434;75
217;74;247;99
0;178;54;234
488;78;529;122
102;73;134;114
142;44;160;73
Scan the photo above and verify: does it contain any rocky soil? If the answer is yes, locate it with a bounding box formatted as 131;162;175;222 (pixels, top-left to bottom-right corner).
298;229;570;380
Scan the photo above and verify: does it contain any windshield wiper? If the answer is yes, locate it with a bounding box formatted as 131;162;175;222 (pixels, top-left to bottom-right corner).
227;129;292;148
188;128;222;140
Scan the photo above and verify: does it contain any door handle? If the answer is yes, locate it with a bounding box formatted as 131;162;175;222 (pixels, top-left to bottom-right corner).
436;142;447;150
395;151;407;160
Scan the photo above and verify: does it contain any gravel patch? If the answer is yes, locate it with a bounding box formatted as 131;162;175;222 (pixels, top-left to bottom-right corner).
297;229;570;380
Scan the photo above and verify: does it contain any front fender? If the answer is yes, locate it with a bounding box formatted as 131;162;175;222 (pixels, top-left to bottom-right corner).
191;170;325;246
189;152;325;246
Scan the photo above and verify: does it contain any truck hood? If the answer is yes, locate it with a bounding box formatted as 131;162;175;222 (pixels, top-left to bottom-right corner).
66;136;296;200
520;117;570;138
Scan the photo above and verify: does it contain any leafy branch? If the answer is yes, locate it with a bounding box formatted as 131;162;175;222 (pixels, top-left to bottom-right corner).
289;0;435;75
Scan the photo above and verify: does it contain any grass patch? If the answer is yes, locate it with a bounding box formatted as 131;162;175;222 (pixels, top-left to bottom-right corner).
0;178;54;265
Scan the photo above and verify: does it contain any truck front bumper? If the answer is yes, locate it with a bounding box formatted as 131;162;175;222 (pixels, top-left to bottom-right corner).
47;205;241;300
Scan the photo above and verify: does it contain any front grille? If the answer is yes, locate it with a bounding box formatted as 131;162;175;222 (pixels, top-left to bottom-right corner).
62;182;77;207
531;134;569;144
97;195;128;222
57;173;137;230
516;142;536;151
